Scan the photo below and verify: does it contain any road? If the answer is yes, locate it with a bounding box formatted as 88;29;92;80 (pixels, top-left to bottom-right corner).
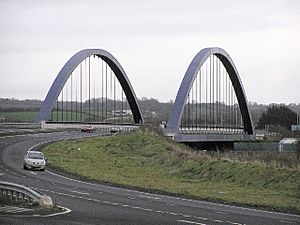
0;131;299;225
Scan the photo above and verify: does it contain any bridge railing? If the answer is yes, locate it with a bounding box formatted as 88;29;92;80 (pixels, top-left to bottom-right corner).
41;121;139;132
0;181;53;207
178;127;245;135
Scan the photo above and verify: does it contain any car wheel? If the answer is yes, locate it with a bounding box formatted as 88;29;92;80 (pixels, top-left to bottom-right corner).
23;164;27;170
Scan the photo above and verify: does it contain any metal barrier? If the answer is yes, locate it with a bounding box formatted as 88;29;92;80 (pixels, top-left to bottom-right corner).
0;181;53;207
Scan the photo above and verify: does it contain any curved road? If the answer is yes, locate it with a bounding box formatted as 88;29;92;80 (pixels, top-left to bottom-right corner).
0;131;299;225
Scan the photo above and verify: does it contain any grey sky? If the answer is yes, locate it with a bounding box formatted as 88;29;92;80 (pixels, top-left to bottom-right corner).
0;0;299;104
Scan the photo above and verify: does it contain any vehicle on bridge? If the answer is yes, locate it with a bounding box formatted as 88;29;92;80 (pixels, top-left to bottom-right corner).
110;127;121;134
23;151;46;171
81;125;95;133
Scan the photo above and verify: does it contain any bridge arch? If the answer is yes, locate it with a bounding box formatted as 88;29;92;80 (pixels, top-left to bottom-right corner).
167;47;254;135
35;49;143;124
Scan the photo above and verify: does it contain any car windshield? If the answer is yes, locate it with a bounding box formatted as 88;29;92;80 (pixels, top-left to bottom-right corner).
27;152;44;159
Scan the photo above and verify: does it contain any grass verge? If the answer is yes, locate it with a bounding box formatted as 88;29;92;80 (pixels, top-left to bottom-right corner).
42;130;300;214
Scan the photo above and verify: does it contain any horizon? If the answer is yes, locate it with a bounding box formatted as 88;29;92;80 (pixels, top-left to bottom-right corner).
0;96;299;106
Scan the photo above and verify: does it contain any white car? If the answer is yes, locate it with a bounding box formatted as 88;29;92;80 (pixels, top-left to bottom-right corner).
23;151;46;171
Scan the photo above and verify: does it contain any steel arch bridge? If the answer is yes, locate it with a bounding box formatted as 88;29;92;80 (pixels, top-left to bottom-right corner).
166;47;255;142
35;49;143;125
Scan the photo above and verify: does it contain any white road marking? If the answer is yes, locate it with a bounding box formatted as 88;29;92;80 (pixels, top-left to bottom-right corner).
226;221;243;225
110;202;119;206
168;212;178;216
138;195;161;200
194;216;208;221
0;173;4;176
155;210;164;214
32;205;72;218
0;206;33;214
141;207;153;212
177;219;207;225
215;211;228;215
71;190;90;195
212;219;224;223
166;202;175;206
280;220;296;224
10;208;34;213
30;171;37;175
181;214;193;218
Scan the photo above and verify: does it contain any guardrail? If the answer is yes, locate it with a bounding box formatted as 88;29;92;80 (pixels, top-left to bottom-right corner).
0;181;53;207
0;123;41;129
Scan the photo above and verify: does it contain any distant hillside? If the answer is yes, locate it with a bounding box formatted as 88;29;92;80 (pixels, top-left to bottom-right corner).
0;98;42;112
0;97;299;125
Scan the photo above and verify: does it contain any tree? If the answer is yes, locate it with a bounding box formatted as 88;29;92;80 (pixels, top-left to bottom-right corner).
257;105;297;132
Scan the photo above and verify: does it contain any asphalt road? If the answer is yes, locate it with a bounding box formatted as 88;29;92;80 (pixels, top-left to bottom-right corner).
0;131;299;225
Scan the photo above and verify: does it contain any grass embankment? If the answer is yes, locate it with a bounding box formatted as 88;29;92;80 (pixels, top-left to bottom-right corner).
43;130;300;214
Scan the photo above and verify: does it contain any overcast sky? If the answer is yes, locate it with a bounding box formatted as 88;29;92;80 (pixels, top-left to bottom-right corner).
0;0;299;104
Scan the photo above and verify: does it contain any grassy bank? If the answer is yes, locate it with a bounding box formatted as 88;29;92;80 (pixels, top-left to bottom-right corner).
43;130;300;214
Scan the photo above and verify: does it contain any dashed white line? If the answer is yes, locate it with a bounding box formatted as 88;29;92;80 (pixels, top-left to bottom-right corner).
177;219;207;225
167;212;178;216
155;210;165;214
110;202;120;206
226;221;243;225
140;207;153;212
215;211;228;215
212;219;224;223
181;214;193;218
194;216;208;221
280;220;296;224
138;195;161;200
71;190;90;195
166;202;175;206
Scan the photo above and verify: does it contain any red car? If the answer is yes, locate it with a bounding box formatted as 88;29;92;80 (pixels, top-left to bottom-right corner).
81;125;95;133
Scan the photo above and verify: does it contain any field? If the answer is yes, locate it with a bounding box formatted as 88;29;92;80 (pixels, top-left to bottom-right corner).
0;111;38;122
43;129;300;214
